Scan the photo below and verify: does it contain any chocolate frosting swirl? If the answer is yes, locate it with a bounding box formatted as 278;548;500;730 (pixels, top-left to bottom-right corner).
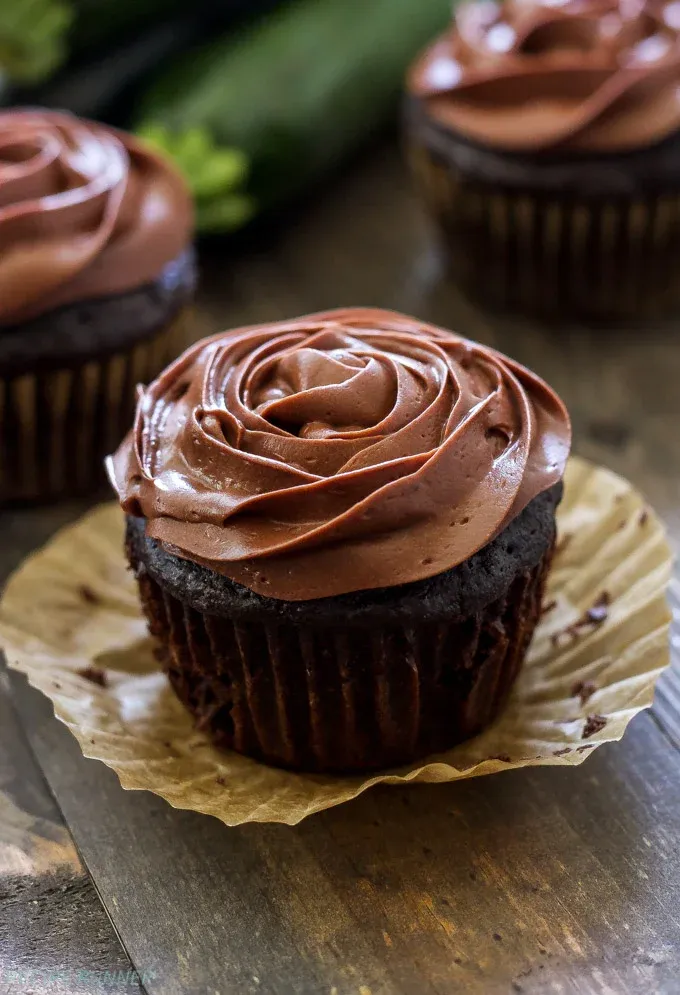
0;109;193;325
108;308;571;601
408;0;680;152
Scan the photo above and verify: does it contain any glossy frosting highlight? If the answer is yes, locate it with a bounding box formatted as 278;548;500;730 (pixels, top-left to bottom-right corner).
0;109;193;325
108;308;571;601
408;0;680;152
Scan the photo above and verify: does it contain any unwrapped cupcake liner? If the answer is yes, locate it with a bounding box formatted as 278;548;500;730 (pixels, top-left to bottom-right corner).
408;142;680;320
0;309;192;502
132;544;550;773
0;457;672;825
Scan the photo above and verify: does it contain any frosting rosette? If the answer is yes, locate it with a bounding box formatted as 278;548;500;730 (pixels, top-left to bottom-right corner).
0;108;193;325
108;308;571;600
408;0;680;152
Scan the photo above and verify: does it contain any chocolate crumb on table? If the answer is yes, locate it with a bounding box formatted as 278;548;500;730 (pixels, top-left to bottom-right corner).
582;714;607;739
572;679;597;705
216;775;227;786
76;665;108;687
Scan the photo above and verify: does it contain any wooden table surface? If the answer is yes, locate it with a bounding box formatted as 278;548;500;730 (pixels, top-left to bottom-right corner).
1;145;679;995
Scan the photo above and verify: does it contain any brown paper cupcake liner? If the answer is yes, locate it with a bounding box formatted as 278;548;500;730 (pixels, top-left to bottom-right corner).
132;544;551;773
409;142;680;320
0;309;192;503
0;457;672;825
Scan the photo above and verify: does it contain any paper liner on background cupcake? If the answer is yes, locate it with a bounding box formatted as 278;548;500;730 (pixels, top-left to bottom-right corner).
0;309;193;502
405;0;680;321
0;109;196;502
405;138;680;321
0;458;671;826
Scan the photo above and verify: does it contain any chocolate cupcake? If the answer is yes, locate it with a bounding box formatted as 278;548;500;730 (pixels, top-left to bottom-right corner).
405;0;680;320
0;108;196;502
108;308;571;773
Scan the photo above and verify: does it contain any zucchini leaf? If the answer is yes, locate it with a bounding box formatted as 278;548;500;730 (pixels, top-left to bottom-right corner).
137;123;256;233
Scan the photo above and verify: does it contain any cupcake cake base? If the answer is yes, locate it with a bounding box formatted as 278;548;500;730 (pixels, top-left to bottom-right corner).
126;484;560;773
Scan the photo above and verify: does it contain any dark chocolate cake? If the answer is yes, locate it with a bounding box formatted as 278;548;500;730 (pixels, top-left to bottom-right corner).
109;307;571;773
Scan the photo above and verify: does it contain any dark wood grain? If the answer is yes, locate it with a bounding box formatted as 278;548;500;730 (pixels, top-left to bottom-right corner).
0;501;144;991
10;674;680;995
3;144;680;995
0;669;143;995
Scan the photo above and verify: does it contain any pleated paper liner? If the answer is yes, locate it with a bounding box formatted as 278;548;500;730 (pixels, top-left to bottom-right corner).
0;457;671;826
131;537;551;773
0;308;193;503
408;141;680;321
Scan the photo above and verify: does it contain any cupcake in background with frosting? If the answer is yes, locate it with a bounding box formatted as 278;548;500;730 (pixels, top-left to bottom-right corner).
0;108;195;502
108;307;570;773
405;0;680;320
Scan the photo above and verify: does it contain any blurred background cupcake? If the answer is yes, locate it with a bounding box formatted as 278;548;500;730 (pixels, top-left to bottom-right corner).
405;0;680;321
0;108;195;502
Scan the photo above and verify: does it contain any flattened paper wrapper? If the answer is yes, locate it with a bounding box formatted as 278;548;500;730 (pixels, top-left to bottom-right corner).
0;457;672;826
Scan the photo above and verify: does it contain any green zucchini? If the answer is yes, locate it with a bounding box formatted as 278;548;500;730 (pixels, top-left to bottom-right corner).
135;0;451;232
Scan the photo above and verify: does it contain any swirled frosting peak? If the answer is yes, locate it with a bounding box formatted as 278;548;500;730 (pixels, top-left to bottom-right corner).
408;0;680;152
0;109;193;325
108;308;571;601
